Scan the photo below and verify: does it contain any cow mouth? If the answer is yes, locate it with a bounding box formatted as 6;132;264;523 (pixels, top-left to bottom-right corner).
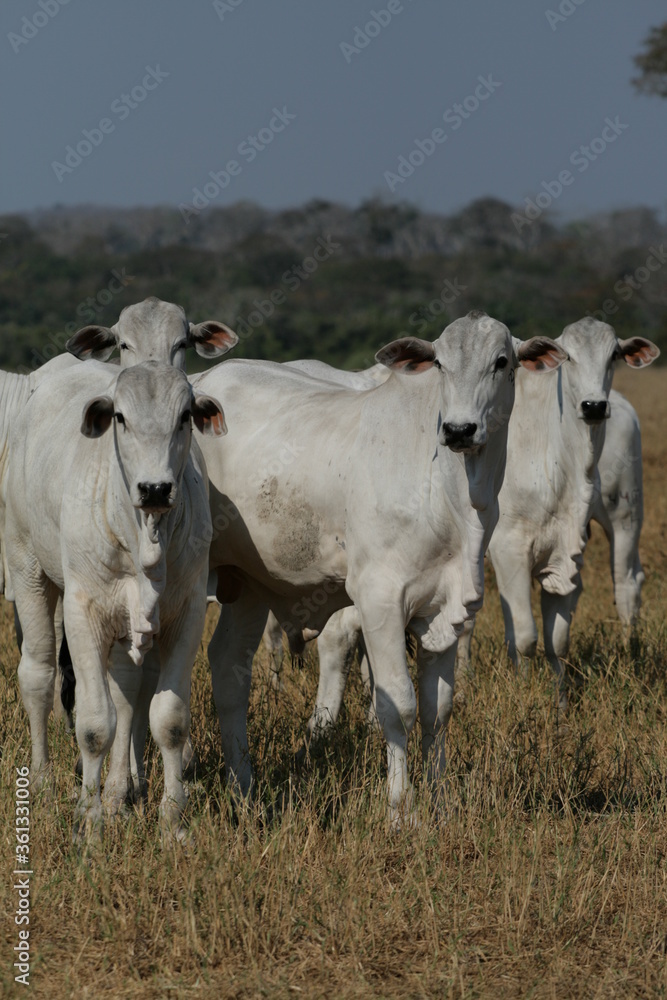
138;501;172;515
447;441;482;454
581;412;610;425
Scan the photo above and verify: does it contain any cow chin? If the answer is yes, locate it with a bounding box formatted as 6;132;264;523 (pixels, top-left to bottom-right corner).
453;441;484;455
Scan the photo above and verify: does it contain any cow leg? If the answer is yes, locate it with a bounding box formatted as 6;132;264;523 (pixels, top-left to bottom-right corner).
610;520;644;629
417;640;457;800
64;600;116;842
492;553;537;678
104;645;142;817
150;607;204;844
129;645;160;804
540;589;573;713
14;575;59;790
208;586;269;798
307;606;362;738
356;598;417;825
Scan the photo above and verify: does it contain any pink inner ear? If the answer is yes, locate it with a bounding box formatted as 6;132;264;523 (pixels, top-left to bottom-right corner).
518;344;565;372
209;410;226;435
201;323;238;349
394;358;436;373
624;344;656;367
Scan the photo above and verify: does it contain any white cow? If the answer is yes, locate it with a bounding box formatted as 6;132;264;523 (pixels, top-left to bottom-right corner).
465;319;658;709
0;298;237;778
6;361;224;840
191;312;566;820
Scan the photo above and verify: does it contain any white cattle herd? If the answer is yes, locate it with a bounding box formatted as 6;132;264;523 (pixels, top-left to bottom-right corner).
1;296;659;839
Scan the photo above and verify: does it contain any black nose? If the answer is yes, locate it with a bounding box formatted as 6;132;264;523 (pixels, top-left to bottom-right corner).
138;482;173;508
581;400;608;422
443;422;477;447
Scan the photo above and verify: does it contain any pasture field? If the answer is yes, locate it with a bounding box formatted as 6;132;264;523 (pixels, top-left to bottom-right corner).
1;367;665;999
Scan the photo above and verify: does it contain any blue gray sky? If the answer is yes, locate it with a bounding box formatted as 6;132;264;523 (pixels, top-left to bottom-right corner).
1;0;666;220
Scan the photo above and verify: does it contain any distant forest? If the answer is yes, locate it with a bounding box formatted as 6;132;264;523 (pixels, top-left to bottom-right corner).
1;197;665;373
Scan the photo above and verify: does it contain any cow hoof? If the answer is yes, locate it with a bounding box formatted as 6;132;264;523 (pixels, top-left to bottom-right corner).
160;820;194;850
72;810;104;846
102;794;131;821
388;795;419;830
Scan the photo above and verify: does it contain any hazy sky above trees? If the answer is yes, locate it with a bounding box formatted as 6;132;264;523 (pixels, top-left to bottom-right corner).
2;0;666;220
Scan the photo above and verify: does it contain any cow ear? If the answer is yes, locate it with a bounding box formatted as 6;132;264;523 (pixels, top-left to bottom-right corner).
66;326;117;361
81;396;114;438
192;394;226;436
514;336;568;372
189;321;239;359
375;337;437;373
616;337;660;368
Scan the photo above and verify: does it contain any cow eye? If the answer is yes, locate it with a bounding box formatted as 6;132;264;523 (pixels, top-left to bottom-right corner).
174;340;187;352
115;412;125;425
180;409;191;425
119;342;128;351
495;356;508;371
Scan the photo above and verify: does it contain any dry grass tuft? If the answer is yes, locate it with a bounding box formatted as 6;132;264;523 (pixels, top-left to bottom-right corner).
1;368;666;998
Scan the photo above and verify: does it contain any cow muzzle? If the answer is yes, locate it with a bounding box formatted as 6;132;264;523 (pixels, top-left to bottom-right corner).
440;422;482;453
580;400;610;424
136;481;174;513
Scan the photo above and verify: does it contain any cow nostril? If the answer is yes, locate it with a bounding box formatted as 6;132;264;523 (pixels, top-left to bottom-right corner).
137;482;173;507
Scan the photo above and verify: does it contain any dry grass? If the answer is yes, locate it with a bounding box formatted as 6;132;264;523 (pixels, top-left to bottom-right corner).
1;368;666;999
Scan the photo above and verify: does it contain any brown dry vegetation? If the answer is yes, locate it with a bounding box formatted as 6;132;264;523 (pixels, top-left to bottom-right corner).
1;367;665;999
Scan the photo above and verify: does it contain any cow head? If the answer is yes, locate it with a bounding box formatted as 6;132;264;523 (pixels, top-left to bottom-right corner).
376;311;567;453
66;296;238;369
80;363;225;515
557;318;659;424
